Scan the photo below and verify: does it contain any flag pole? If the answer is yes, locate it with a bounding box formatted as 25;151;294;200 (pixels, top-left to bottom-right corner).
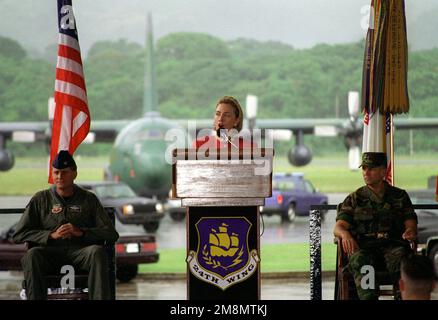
435;175;438;202
389;114;394;186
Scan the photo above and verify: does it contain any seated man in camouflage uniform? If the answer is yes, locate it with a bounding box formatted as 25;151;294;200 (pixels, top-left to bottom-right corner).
333;152;417;300
13;150;119;300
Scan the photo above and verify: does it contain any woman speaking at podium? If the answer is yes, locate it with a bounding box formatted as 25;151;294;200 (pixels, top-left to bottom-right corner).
194;96;254;150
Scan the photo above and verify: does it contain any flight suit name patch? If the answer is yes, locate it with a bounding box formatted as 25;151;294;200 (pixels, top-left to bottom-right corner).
68;205;82;213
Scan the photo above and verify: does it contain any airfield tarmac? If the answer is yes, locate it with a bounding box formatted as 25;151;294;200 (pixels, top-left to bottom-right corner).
0;271;336;300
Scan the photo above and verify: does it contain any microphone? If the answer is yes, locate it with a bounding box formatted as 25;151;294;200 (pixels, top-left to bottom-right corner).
216;126;238;149
216;126;222;138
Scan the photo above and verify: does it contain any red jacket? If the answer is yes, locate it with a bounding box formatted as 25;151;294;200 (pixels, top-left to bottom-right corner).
193;135;255;150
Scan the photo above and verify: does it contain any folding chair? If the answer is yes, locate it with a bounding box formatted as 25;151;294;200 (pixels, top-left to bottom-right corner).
21;208;116;300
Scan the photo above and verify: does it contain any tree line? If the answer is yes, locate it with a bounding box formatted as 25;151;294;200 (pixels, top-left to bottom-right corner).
0;33;437;156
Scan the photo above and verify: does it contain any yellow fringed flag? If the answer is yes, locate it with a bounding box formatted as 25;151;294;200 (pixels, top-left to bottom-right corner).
362;0;409;115
382;0;409;114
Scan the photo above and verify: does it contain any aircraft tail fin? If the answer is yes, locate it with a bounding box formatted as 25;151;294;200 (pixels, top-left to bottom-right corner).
143;12;158;115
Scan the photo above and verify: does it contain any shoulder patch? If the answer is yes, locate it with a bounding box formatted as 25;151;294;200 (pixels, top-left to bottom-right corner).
52;204;63;214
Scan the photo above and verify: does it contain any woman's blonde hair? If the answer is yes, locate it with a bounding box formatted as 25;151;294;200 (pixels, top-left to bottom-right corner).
215;96;244;132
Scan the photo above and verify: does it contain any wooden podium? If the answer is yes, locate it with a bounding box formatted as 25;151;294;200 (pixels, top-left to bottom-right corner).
172;148;273;300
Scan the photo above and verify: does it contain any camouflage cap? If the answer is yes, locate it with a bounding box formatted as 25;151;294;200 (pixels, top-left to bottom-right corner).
52;150;77;170
359;152;387;168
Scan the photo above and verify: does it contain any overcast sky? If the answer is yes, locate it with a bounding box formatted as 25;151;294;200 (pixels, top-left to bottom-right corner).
0;0;436;55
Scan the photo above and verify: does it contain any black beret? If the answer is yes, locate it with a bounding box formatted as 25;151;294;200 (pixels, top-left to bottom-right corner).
359;152;387;168
52;150;77;170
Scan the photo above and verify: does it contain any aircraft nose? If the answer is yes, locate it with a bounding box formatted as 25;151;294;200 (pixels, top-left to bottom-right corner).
138;153;171;188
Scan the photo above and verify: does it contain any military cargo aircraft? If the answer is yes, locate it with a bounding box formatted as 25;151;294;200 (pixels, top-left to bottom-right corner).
1;14;438;206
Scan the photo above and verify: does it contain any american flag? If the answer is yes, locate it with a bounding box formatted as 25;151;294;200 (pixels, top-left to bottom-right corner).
49;0;90;183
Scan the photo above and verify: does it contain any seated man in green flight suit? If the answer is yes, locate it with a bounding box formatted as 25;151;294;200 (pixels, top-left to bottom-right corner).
333;152;417;300
13;150;119;300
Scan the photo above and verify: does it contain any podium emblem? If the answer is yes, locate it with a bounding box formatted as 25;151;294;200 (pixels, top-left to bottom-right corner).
187;217;259;290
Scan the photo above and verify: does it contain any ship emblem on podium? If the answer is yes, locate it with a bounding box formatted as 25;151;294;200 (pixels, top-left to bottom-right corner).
187;217;259;290
209;223;240;257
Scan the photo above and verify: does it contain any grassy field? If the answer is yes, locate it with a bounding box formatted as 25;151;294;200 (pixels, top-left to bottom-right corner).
273;155;437;192
0;155;436;195
139;243;337;274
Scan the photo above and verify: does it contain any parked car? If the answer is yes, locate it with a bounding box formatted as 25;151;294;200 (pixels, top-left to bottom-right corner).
0;220;159;283
164;190;186;221
164;198;186;221
408;188;438;277
409;189;438;244
78;181;164;233
261;172;328;222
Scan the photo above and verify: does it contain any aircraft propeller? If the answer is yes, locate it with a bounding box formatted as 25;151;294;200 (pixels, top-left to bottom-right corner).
244;91;363;169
